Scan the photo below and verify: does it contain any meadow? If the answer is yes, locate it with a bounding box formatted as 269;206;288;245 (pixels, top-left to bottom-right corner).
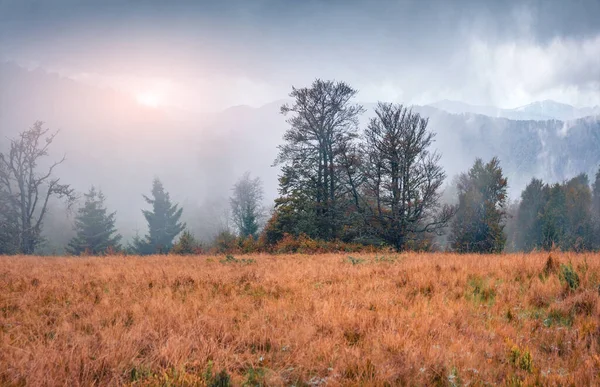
1;252;600;386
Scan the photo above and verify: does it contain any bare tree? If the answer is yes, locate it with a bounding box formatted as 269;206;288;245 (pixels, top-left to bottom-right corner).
360;103;453;250
0;121;75;254
230;172;264;238
276;79;365;239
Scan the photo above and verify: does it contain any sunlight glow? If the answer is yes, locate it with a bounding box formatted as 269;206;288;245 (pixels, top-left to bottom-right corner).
135;92;161;108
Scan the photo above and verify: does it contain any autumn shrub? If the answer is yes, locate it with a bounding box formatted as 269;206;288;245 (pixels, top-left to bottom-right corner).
210;229;239;254
239;235;259;254
171;231;202;255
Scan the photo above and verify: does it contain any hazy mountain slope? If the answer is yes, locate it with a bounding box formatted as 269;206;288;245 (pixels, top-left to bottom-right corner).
430;99;600;121
416;109;600;194
0;63;287;244
1;62;599;247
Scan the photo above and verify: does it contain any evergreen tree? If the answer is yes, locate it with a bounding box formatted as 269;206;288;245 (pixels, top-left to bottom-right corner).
515;178;549;251
230;172;264;238
451;157;508;253
539;174;594;251
67;187;121;255
135;178;185;254
540;183;567;250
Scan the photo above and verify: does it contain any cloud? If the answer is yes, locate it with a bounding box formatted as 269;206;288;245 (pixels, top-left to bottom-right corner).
1;0;599;110
464;34;600;108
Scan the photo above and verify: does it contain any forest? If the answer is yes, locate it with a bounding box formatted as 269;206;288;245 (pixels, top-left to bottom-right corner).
2;79;599;256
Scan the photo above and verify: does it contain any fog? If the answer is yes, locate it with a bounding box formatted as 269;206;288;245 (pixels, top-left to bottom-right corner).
1;0;599;249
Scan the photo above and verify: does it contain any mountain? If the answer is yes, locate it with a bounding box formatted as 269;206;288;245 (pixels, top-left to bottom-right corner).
0;62;287;245
2;62;600;248
428;100;504;117
430;99;600;121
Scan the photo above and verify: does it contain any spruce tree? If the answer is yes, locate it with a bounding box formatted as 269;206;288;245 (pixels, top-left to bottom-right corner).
135;178;185;254
451;157;508;253
515;178;549;251
67;187;121;255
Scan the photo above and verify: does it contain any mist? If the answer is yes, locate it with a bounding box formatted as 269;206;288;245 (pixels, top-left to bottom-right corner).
1;0;599;252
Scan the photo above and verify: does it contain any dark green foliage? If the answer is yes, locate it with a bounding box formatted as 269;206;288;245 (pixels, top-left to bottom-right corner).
203;361;231;387
515;174;594;251
67;187;121;255
559;263;580;291
171;230;200;255
0;180;20;254
515;178;548;251
562;174;594;250
451;157;508;253
261;192;319;245
134;178;185;254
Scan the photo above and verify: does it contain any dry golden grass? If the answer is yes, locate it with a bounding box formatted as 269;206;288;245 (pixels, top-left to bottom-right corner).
2;252;600;386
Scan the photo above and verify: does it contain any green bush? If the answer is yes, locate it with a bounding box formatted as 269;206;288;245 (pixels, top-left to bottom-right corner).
203;361;231;387
559;263;580;291
509;345;534;373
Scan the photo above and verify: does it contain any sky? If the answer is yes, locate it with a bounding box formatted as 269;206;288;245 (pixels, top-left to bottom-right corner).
1;0;599;111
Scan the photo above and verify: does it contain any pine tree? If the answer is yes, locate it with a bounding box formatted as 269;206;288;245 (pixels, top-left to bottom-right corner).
135;178;185;254
67;187;121;255
451;157;508;253
230;172;264;238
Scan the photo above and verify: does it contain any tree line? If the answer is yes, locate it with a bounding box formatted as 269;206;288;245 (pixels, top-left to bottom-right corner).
1;79;599;255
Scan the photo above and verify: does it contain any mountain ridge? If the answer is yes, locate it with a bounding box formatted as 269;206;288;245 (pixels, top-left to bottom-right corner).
429;98;600;121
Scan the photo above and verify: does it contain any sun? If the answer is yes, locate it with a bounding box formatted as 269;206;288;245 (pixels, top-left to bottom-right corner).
135;91;161;108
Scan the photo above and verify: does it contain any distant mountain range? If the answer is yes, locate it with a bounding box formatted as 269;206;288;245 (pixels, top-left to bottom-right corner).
1;62;600;245
429;99;600;121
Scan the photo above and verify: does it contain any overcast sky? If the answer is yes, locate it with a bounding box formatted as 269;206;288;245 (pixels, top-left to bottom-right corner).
1;0;599;111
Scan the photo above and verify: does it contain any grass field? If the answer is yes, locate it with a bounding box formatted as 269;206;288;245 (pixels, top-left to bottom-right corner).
1;252;600;386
